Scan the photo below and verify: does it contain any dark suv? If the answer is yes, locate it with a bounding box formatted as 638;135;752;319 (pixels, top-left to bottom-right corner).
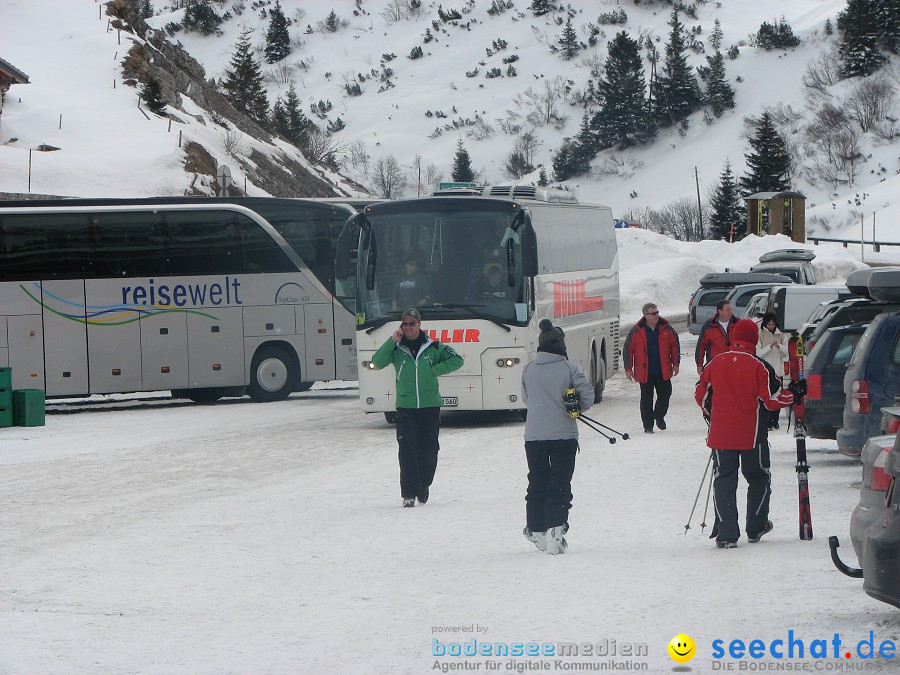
835;270;900;457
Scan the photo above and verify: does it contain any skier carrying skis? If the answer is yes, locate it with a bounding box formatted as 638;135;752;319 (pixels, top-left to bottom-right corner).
521;319;594;555
695;319;793;548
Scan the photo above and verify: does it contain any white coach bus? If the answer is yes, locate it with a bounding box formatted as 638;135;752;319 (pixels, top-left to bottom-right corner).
336;185;620;421
0;197;363;402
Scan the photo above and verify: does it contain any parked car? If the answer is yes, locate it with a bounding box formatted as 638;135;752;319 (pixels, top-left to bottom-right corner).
767;284;847;333
804;323;869;440
750;249;817;285
724;282;785;319
830;407;900;609
744;291;770;322
805;297;900;354
836;270;900;457
688;272;791;334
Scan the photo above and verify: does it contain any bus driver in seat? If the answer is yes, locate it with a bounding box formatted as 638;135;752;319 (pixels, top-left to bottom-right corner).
472;262;513;300
391;255;432;311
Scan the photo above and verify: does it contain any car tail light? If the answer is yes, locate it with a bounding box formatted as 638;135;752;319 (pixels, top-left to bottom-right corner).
887;417;900;434
806;340;816;354
871;448;892;492
806;374;822;400
850;380;870;414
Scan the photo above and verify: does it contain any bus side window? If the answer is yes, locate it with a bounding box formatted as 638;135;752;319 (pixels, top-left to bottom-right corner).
234;213;295;273
165;211;239;276
1;213;91;280
92;212;167;278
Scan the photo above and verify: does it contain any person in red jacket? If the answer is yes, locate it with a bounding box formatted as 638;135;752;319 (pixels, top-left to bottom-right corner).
695;319;793;548
695;299;739;374
623;303;681;433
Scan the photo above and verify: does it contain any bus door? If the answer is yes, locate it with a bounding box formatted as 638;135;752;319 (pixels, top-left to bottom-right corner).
41;280;89;396
332;302;357;381
85;280;143;393
300;303;337;381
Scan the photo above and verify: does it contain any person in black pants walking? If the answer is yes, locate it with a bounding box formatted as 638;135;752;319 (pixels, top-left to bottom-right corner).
623;302;681;433
521;320;594;554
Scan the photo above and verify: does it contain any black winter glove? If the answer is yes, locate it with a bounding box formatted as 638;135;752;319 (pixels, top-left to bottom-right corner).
788;379;807;403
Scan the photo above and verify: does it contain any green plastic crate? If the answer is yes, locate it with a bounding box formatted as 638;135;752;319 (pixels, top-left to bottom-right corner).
0;367;11;389
13;389;45;427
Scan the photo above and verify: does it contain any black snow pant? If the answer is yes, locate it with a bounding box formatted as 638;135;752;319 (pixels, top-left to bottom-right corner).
396;407;441;500
639;375;672;431
524;439;578;533
711;439;772;543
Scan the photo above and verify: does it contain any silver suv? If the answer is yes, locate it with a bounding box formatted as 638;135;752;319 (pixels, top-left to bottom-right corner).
749;249;817;285
688;272;792;334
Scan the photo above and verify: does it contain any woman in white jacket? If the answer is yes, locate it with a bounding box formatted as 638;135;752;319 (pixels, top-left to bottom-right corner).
757;312;788;429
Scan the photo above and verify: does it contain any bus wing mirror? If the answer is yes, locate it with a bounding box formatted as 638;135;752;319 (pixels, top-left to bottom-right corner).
335;213;363;279
521;214;538;277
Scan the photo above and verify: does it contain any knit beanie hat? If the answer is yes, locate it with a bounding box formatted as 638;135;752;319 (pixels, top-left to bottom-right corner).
732;318;760;348
538;319;567;356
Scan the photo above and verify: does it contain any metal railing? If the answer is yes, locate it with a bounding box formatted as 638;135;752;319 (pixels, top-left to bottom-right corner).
808;236;900;253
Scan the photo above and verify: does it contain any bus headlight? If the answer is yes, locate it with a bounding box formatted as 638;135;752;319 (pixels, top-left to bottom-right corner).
363;361;377;369
496;358;521;367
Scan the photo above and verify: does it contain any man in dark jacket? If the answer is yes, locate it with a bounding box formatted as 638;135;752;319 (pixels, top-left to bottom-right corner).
371;307;463;508
623;302;680;433
521;320;594;555
695;299;738;374
695;319;793;548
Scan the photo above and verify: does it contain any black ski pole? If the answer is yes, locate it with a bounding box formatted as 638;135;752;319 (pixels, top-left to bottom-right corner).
579;413;630;440
684;451;713;534
700;459;714;533
577;416;616;444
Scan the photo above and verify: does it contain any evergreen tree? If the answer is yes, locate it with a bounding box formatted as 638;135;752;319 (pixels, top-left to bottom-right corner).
837;0;887;78
140;73;166;115
265;0;291;64
873;0;899;54
593;31;655;149
571;111;595;175
222;29;270;124
558;17;580;60
708;160;745;241
271;96;289;137
183;0;223;36
283;82;309;147
703;48;735;117
529;0;553;17
451;139;475;182
651;11;702;127
740;112;792;195
324;10;339;33
537;167;549;186
551;139;578;182
708;18;723;51
140;0;154;20
756;17;801;50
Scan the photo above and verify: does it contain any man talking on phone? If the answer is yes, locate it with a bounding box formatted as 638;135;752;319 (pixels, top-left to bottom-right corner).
371;307;464;508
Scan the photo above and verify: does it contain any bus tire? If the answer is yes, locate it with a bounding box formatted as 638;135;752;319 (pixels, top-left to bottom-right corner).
295;381;314;393
180;388;225;403
248;345;298;402
592;353;605;404
384;411;397;424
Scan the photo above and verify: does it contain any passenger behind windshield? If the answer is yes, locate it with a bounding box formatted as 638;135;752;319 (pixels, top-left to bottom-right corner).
391;254;433;311
471;262;514;301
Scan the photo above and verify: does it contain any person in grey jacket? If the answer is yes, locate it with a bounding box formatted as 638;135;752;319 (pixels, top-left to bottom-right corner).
520;319;594;554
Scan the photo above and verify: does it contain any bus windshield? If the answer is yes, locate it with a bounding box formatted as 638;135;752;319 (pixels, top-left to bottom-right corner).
357;202;529;326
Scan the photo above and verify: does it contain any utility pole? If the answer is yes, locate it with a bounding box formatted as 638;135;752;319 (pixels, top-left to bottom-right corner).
694;166;703;240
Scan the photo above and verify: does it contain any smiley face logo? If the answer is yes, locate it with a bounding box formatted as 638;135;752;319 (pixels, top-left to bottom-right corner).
667;634;696;663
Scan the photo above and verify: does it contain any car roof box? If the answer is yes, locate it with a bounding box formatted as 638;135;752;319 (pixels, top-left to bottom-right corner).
758;248;816;263
846;268;877;297
699;272;793;287
867;269;900;303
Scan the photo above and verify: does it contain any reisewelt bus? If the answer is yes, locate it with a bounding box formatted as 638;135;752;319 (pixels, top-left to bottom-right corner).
0;197;364;402
336;185;620;421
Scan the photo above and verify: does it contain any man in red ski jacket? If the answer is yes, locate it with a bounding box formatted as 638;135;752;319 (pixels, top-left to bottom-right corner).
695;319;793;549
623;303;680;433
695;299;739;374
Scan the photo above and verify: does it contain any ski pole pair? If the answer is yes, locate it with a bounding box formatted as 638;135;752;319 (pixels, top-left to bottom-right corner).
577;413;630;444
684;450;714;535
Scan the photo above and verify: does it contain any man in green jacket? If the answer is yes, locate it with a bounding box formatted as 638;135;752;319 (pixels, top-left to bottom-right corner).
371;307;464;508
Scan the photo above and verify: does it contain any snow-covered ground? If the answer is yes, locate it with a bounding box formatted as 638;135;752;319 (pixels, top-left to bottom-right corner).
3;232;900;674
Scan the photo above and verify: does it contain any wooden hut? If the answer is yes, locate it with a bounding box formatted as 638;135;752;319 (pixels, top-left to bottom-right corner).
0;57;30;117
745;191;806;243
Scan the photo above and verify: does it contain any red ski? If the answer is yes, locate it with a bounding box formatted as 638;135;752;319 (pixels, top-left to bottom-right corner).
787;334;813;540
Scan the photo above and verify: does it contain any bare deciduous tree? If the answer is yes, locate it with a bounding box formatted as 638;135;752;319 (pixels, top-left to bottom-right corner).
801;50;840;102
370;155;408;199
265;63;295;85
513;76;569;130
380;0;424;23
305;125;347;166
221;129;246;158
644;196;706;242
845;77;896;133
504;131;540;179
465;116;496;141
409;155;442;196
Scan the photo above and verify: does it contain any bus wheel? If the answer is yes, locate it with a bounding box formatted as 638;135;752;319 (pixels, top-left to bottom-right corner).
592;354;606;403
295;382;314;393
182;388;224;403
248;345;297;402
384;411;397;424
